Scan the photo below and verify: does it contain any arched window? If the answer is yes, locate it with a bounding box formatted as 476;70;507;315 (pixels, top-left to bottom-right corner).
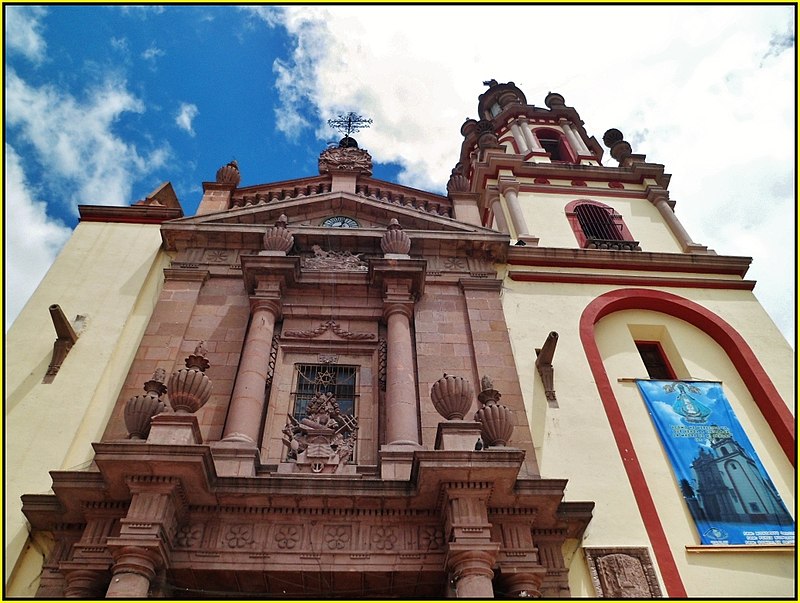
534;128;576;163
565;199;641;251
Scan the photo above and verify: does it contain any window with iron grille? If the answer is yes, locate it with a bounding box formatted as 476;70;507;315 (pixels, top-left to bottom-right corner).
565;199;641;251
292;364;358;420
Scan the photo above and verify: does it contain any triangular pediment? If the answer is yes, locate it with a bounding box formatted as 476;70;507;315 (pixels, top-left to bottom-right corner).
162;179;508;261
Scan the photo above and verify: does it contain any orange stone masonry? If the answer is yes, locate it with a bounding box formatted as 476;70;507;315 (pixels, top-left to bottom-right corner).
23;106;596;598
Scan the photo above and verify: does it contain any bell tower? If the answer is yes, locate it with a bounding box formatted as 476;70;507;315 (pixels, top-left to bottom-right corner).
450;80;707;255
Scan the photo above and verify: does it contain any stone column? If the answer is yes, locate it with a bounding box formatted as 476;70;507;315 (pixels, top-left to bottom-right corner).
444;484;500;598
222;297;281;444
383;301;420;447
104;477;180;598
649;192;707;253
568;122;591;155
448;548;497;598
488;192;510;235
105;546;161;598
62;568;107;598
519;119;543;152
509;122;529;154
499;572;543;598
559;118;583;157
497;177;529;238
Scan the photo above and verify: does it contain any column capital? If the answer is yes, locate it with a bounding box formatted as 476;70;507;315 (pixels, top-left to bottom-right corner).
383;302;414;322
105;542;165;580
369;258;427;300
497;175;520;195
250;296;282;317
240;254;300;296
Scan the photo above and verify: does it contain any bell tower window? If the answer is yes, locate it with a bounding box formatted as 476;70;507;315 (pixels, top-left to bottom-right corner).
565;199;641;251
535;128;576;163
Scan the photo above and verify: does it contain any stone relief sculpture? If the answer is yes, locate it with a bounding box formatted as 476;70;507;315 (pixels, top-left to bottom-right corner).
282;392;359;474
318;146;373;175
584;548;663;598
302;245;368;272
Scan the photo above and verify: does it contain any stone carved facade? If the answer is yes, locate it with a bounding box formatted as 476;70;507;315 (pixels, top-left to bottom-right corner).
19;89;598;598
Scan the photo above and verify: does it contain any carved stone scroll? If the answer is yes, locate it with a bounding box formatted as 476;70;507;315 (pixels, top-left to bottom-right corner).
283;320;375;340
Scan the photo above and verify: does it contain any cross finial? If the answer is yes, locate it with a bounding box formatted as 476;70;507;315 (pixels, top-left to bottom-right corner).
327;112;373;137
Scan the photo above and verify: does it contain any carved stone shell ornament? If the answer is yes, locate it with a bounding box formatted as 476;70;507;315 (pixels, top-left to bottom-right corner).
124;369;168;439
474;375;514;446
380;219;411;255
262;214;294;254
215;160;241;187
167;342;212;413
430;373;474;420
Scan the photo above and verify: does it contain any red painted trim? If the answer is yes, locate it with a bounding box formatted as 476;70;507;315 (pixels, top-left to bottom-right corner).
520;184;646;199
499;135;521;154
579;288;795;596
508;271;756;291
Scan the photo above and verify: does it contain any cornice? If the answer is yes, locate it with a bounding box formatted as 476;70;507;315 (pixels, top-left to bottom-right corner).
79;204;184;224
506;246;752;278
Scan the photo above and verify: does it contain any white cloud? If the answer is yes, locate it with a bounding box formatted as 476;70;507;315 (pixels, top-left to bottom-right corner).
4;144;73;328
5;69;170;213
142;44;165;61
5;5;48;63
176;102;199;136
256;5;794;344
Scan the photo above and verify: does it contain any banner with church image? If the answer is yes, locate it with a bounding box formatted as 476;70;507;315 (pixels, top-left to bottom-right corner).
635;380;794;546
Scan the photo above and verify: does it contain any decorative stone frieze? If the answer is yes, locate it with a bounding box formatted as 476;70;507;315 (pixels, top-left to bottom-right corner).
283;319;375;340
124;369;168;439
166;342;212;414
302;246;368;271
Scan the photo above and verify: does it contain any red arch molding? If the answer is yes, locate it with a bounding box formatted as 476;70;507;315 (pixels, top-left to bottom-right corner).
579;288;795;597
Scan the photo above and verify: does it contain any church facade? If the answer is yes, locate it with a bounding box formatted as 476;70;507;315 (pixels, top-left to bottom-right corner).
6;81;794;598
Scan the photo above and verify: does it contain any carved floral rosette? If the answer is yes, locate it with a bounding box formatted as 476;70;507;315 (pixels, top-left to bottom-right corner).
381;219;411;255
474;375;514;446
262;214;294;253
167;343;212;413
124;369;168;439
430;374;474;420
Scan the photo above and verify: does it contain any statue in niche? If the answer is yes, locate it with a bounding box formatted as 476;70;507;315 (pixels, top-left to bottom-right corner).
282;392;359;474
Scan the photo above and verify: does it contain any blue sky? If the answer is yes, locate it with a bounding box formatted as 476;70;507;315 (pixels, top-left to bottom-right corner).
4;5;795;346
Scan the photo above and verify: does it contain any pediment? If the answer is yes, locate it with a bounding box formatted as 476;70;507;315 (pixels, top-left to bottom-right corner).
161;187;508;261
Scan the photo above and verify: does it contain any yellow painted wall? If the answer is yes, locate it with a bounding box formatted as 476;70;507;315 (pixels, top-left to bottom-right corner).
5;221;170;594
494;185;686;253
502;279;794;597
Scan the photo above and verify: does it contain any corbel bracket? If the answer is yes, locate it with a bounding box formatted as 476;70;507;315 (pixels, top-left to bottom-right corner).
535;331;558;407
43;304;79;384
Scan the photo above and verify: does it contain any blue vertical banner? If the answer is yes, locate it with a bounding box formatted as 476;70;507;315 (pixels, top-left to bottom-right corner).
636;380;794;546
